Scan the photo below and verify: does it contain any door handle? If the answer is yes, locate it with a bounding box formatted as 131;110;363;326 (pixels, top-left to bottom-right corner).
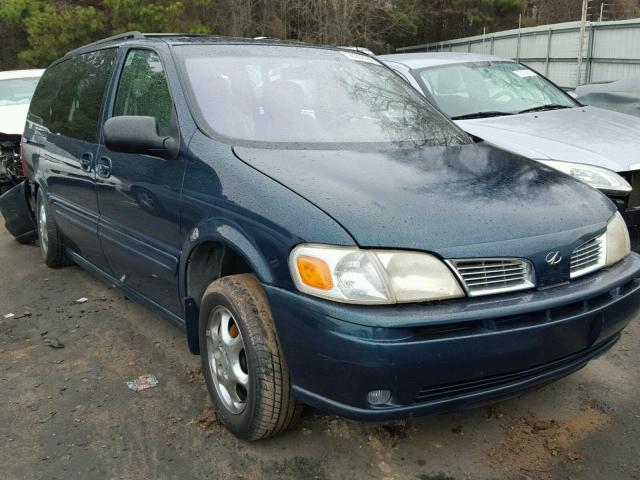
96;156;112;179
80;152;93;172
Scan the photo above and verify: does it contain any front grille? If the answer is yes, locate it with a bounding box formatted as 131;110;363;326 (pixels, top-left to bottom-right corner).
570;234;606;279
414;335;619;404
448;258;534;297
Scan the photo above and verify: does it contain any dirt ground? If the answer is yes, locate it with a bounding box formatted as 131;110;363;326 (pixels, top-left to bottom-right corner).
1;226;639;480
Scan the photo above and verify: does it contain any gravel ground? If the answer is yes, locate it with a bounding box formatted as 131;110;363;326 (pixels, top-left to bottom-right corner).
1;226;639;480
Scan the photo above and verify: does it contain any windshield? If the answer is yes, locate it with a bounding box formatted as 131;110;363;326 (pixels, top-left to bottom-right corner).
175;45;470;148
414;62;578;119
0;77;41;107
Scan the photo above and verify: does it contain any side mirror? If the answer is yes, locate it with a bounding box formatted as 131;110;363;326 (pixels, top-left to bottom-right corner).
103;115;179;160
567;91;578;100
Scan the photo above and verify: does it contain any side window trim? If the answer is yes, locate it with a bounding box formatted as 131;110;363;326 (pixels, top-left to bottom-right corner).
92;47;121;145
99;46;129;146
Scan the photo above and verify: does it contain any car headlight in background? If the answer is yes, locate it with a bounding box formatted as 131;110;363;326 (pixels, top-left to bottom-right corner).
537;160;631;196
289;244;465;304
606;211;631;267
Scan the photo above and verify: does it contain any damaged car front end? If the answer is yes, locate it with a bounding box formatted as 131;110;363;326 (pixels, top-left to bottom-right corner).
0;132;24;195
0;69;43;242
0;133;36;243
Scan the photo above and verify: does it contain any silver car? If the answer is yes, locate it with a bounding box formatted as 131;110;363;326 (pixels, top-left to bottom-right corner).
380;52;640;248
575;77;640;118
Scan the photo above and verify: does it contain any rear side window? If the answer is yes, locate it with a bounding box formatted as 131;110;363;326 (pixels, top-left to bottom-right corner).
113;49;173;136
29;48;116;142
29;67;62;126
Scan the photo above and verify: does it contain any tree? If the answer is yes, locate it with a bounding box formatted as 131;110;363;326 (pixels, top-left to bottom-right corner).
0;0;39;68
20;3;106;65
0;0;209;68
104;0;208;34
0;0;638;70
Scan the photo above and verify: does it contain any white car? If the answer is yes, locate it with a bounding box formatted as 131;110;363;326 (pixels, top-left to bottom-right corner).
0;69;44;194
380;52;640;249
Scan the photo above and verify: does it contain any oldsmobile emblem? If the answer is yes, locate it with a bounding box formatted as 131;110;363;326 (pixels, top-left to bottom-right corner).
545;251;562;265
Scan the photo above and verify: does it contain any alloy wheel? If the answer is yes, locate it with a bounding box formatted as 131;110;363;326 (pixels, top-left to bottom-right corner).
39;202;48;255
206;305;249;414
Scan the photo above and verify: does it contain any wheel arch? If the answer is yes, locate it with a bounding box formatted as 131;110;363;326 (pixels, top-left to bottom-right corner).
30;174;48;204
180;221;277;354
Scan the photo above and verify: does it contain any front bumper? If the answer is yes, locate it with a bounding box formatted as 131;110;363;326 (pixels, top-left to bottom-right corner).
265;253;640;421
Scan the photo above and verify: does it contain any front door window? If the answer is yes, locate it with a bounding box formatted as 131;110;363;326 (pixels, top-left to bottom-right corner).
113;49;173;136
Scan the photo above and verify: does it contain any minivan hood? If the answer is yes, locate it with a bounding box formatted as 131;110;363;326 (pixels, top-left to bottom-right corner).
0;104;29;135
234;143;614;256
457;106;640;172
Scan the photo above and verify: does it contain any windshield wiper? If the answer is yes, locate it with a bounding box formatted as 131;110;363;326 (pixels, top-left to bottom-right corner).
451;111;513;120
518;104;572;114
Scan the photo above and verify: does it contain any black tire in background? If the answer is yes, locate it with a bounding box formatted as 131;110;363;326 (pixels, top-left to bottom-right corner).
199;273;302;440
36;190;70;267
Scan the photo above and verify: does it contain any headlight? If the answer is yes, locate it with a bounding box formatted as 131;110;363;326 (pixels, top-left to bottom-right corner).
537;160;631;196
289;244;465;304
606;211;631;267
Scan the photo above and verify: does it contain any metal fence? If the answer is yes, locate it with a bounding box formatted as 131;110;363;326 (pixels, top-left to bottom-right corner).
396;18;640;89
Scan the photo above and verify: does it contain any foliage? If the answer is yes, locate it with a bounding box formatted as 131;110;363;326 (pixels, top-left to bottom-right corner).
20;4;106;65
0;0;209;68
104;0;208;34
0;0;638;69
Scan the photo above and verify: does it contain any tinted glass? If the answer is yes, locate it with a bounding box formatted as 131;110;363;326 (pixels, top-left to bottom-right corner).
175;45;470;147
113;49;173;136
29;66;63;126
0;77;41;106
416;62;577;119
29;49;116;142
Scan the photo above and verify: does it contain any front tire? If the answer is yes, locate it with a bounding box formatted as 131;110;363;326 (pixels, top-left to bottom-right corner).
199;274;302;440
36;191;69;267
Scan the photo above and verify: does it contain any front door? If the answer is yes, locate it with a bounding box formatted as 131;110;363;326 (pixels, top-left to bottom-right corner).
96;48;185;316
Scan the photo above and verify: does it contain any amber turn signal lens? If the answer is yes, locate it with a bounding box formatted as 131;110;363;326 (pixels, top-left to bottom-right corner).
296;256;333;290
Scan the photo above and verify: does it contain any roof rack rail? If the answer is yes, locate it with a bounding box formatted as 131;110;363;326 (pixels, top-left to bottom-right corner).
65;31;144;57
143;33;209;37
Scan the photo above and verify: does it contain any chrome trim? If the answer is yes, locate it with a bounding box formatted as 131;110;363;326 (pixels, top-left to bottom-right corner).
447;258;535;297
570;234;606;279
545;251;562;265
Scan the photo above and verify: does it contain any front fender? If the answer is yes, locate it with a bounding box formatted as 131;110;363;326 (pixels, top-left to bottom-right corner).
179;217;278;355
179;217;276;300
